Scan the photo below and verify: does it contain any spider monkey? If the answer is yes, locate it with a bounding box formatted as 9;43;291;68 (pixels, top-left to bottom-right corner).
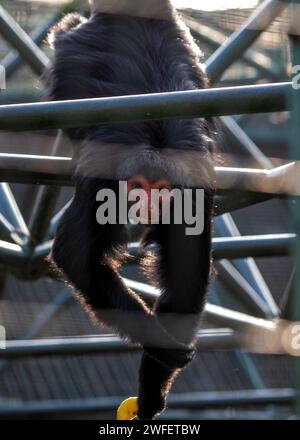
47;0;216;420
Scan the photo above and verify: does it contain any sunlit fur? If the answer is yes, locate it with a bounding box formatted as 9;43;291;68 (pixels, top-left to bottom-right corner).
47;2;215;420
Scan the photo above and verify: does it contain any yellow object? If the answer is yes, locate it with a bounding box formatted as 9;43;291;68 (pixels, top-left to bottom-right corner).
117;397;139;420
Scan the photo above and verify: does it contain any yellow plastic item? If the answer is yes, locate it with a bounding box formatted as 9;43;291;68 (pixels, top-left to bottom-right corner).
117;397;139;420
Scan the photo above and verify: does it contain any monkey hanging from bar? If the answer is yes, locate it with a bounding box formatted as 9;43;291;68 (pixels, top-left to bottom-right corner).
46;0;216;420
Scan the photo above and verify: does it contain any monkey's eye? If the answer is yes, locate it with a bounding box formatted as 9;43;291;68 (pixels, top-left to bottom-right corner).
127;176;150;193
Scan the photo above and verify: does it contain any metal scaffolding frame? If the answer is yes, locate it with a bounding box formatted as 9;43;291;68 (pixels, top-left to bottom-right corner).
0;0;299;418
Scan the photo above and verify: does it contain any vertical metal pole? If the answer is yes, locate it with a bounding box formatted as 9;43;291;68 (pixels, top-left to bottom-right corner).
289;0;300;417
26;131;66;250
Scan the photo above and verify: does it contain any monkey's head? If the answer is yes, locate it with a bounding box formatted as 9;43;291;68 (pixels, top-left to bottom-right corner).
76;141;215;225
127;174;173;224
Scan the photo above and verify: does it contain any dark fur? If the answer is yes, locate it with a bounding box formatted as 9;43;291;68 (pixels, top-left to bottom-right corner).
47;7;215;419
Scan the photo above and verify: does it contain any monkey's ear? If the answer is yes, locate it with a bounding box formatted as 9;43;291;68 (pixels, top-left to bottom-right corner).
47;13;87;49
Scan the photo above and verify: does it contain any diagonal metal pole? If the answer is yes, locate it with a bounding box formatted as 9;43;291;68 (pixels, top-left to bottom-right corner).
0;183;29;242
2;12;60;79
215;215;279;318
213;291;265;389
205;0;289;83
183;14;277;80
1;0;87;79
0;5;48;75
0;287;72;374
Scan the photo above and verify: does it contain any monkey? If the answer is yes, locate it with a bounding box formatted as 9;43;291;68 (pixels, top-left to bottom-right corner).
46;0;216;420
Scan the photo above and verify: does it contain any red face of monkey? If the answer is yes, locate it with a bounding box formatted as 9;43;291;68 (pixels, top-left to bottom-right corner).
127;175;174;224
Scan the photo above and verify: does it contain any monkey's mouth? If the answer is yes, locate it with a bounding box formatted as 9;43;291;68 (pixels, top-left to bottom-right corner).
127;175;174;225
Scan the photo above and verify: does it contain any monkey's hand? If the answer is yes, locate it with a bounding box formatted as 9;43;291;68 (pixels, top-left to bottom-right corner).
137;346;195;420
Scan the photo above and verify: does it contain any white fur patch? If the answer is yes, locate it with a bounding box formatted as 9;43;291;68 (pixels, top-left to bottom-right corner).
76;142;215;189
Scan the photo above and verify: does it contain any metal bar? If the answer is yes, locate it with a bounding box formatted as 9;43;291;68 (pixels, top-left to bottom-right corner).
27;131;65;249
0;6;49;75
0;288;72;375
215;215;280;319
0;213;23;245
0;329;238;359
23;233;295;269
0;183;29;239
0;153;73;186
2;13;58;78
203;0;286;323
216;260;274;318
49;199;73;238
183;15;276;80
212;292;265;389
6;232;290;274
0;389;294;417
289;1;300;417
1;154;298;197
126;234;294;262
212;233;294;260
124;277;278;332
205;0;289;82
0;82;291;132
220;116;273;169
0;90;42;105
0;240;24;266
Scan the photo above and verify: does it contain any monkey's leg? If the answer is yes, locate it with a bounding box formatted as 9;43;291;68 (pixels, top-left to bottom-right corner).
138;190;214;419
50;179;189;350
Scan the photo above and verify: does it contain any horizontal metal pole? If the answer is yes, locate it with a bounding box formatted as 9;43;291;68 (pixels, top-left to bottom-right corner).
127;234;294;262
0;153;73;186
1;154;299;199
0;329;238;359
0;83;291;132
0;389;294;417
0;90;42;105
213;233;295;259
0;233;294;271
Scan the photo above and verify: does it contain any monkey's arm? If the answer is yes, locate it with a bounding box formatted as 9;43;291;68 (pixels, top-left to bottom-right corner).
137;190;214;419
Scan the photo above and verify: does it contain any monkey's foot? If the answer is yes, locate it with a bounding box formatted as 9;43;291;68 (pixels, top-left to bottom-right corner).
117;397;139;420
137;346;196;420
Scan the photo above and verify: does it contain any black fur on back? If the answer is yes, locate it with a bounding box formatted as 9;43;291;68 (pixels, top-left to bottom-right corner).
46;11;215;159
46;8;216;420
